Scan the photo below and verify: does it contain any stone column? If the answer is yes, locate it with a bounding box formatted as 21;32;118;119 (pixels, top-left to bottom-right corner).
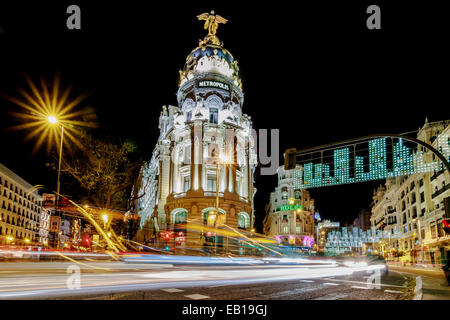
231;135;237;194
190;127;195;191
197;124;203;191
168;143;173;195
172;143;178;194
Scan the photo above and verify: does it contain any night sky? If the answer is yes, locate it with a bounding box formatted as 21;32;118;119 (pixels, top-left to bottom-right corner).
0;1;448;232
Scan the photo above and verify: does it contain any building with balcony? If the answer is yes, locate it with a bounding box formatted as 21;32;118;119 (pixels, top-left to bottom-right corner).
133;15;257;254
263;165;315;248
370;119;450;264
38;208;50;246
0;162;42;246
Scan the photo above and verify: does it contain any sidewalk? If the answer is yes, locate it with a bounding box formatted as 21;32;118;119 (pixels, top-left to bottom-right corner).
388;263;450;300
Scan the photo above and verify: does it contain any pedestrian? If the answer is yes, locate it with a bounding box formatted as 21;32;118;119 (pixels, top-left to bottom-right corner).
443;259;450;286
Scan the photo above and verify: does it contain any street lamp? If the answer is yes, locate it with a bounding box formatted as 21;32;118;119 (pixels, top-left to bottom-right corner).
210;151;232;253
413;218;423;263
47;115;64;209
47;115;58;124
102;214;109;229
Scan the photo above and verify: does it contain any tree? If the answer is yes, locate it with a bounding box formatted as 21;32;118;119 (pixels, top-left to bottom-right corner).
58;132;144;210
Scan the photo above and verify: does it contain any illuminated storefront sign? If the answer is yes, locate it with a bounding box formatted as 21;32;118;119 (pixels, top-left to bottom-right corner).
303;236;314;247
175;231;186;247
321;222;340;228
198;80;230;91
279;204;303;211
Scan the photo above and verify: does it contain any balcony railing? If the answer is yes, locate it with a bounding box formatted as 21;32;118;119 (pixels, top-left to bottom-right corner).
432;183;450;199
173;192;187;199
431;169;445;181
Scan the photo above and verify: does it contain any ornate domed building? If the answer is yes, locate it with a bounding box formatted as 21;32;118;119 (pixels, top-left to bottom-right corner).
134;12;258;254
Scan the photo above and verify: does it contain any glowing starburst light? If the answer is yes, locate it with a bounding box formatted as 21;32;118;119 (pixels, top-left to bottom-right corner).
5;73;97;154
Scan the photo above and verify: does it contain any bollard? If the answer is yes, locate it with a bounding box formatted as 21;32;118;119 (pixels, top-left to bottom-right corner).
413;276;423;300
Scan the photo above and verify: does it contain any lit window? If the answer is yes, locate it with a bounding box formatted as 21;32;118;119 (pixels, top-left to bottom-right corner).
209;108;218;124
238;212;250;229
207;176;216;192
183;176;190;192
174;211;187;224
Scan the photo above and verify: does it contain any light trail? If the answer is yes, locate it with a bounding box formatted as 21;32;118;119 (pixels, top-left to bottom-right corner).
0;256;390;299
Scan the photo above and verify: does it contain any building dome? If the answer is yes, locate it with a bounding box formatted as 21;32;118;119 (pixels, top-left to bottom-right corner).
179;42;242;89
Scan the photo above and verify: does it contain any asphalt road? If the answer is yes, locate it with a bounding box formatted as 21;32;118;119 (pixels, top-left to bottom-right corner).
0;259;414;300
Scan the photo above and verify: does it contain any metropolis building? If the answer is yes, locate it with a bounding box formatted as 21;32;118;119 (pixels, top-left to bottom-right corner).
134;13;257;252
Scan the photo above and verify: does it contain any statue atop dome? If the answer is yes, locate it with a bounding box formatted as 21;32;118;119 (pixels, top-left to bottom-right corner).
197;10;227;46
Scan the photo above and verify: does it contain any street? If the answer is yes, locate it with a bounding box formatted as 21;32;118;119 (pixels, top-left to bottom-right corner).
0;257;422;300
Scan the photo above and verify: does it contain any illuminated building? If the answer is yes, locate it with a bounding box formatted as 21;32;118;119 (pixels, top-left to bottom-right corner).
38;208;50;246
263;165;315;249
316;220;340;252
353;208;371;231
0;162;42;245
59;218;72;248
370;119;450;264
133;13;257;253
324;225;377;256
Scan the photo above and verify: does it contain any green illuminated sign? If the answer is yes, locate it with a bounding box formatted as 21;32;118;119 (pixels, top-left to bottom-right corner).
279;204;303;211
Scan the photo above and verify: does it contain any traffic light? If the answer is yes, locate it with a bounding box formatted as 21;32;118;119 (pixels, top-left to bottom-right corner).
284;148;297;170
443;219;450;234
444;197;449;218
82;235;91;247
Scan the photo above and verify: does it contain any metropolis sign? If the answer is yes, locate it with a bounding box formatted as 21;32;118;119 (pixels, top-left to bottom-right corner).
198;80;230;91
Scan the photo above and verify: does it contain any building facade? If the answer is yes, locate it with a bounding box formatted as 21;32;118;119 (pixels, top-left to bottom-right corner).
38;208;50;246
370;119;450;264
134;15;257;253
317;220;340;252
353;208;372;231
263;166;315;247
0;162;41;246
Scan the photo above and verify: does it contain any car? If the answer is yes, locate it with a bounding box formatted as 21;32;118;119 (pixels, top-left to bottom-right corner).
366;254;389;276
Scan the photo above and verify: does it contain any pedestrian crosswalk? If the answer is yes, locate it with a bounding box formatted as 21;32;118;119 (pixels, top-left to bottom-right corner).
184;294;210;300
161;288;184;293
156;277;406;300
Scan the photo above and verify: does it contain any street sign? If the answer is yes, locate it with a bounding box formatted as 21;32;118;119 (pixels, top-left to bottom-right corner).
42;193;56;208
49;216;61;232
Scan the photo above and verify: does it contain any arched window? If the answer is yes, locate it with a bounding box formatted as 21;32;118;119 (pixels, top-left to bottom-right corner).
170;208;188;225
206;95;222;124
201;207;226;225
238;212;250;229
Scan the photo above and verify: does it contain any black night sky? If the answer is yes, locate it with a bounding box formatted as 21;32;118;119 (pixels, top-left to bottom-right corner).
0;1;448;232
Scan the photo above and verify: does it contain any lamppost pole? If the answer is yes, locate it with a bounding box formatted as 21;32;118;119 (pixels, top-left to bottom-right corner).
418;219;423;263
214;155;221;254
216;158;220;218
47;115;64;249
56;125;64;208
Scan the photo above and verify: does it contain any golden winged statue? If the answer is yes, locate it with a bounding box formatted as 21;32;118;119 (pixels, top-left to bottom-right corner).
197;11;227;45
